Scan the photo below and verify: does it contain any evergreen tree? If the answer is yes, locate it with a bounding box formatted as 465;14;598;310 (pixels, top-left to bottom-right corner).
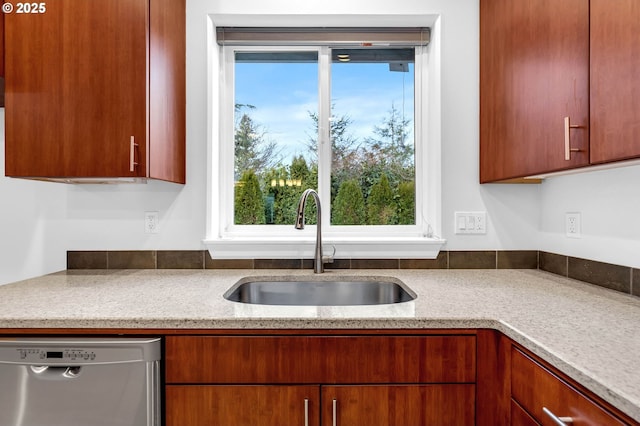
234;110;280;181
234;170;265;224
397;180;415;225
367;174;397;225
332;179;366;225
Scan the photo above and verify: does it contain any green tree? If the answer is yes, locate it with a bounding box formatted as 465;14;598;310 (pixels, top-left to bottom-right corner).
367;174;397;225
262;157;318;225
332;179;366;225
397;180;415;225
234;108;280;181
234;170;265;224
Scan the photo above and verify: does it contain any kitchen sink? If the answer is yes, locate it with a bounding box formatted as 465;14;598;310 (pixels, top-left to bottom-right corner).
223;278;416;306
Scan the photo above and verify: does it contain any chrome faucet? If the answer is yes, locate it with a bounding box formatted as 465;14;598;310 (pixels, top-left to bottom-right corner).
295;189;330;273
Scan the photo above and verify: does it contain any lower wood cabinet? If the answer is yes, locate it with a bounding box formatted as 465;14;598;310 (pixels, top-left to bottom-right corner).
322;384;475;426
166;385;319;426
511;347;630;426
164;334;477;426
165;384;474;426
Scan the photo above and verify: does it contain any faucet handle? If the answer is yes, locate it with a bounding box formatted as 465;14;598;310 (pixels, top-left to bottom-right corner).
322;245;336;264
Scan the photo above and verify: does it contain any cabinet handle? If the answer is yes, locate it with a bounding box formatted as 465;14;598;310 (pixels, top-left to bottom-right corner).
543;407;574;425
332;399;337;426
304;398;309;426
129;136;139;172
564;116;582;160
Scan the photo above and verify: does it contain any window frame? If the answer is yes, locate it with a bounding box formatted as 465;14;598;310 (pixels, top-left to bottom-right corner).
205;24;445;260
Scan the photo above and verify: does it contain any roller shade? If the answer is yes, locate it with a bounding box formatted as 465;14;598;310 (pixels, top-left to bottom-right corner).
216;27;430;47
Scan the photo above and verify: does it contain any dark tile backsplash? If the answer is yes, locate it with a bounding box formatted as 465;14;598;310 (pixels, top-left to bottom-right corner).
449;251;496;269
157;250;204;269
539;251;567;276
67;251;107;269
568;257;631;294
66;250;638;298
497;251;538;269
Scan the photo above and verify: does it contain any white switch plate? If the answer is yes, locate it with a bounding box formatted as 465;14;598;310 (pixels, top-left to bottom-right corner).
454;211;487;234
565;212;581;238
145;211;159;234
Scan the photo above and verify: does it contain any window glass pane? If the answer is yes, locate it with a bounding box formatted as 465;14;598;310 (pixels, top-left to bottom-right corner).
234;51;318;225
330;48;416;225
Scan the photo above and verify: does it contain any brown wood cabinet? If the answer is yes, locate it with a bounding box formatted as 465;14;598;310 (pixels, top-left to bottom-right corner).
322;384;474;426
166;385;320;426
479;0;590;183
165;334;476;426
480;0;640;183
589;0;640;164
510;347;635;426
3;0;185;183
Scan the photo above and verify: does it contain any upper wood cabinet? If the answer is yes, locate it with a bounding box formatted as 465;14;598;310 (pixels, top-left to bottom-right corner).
3;0;185;183
589;0;640;164
481;0;640;183
480;0;590;183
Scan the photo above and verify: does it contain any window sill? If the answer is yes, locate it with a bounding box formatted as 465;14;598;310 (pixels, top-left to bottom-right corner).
204;236;446;260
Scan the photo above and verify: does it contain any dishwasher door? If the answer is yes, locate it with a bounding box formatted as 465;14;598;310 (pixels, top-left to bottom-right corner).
0;338;161;426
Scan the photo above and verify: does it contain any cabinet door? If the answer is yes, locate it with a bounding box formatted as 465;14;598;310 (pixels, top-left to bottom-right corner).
511;348;627;426
4;0;147;178
321;385;475;426
590;0;640;164
166;385;319;426
480;0;590;182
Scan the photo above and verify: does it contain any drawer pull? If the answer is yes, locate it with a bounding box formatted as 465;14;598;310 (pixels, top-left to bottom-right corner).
129;136;139;172
543;407;574;425
332;399;337;426
563;116;582;160
304;398;309;426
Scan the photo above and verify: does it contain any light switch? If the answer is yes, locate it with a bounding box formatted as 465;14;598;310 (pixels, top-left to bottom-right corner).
454;211;487;234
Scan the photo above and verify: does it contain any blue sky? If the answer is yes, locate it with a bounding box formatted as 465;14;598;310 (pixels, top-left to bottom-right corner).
235;58;415;164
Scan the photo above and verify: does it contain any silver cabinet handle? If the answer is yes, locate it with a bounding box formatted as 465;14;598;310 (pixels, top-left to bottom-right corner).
564;116;582;160
129;136;139;172
543;407;574;425
304;398;309;426
332;399;337;426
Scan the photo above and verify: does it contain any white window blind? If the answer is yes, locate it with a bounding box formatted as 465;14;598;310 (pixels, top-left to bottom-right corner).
216;27;430;47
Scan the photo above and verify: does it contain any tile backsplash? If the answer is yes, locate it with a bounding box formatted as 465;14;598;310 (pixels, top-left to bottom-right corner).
67;250;638;298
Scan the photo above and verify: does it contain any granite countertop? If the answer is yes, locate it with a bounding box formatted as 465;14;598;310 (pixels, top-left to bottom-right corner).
0;268;639;421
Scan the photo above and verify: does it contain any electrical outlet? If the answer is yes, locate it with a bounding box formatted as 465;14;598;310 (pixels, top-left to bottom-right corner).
454;211;487;234
145;211;159;234
565;212;581;238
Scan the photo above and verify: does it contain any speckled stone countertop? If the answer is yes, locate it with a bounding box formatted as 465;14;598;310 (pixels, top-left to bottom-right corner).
0;268;639;421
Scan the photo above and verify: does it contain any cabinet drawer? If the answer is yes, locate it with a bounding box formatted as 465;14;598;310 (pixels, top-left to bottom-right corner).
166;335;476;384
511;348;626;425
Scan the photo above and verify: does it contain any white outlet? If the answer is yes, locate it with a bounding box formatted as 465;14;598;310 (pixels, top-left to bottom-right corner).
454;211;487;234
565;212;581;238
145;211;159;234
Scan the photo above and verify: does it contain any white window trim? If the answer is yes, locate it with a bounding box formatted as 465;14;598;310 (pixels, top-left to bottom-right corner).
204;16;445;260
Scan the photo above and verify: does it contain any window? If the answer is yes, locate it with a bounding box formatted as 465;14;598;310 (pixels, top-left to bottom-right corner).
207;27;444;259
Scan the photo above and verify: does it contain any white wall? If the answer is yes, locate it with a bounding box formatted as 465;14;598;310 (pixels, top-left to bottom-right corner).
539;164;640;268
0;0;635;285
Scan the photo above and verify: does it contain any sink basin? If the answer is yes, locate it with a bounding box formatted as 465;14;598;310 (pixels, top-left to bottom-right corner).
223;278;416;306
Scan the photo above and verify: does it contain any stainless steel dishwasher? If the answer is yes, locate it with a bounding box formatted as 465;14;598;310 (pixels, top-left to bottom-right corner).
0;337;161;426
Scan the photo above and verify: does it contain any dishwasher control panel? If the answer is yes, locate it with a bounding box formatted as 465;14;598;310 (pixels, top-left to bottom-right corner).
0;338;161;366
17;348;97;362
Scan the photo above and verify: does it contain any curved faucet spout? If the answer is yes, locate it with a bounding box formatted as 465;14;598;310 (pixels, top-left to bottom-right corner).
295;189;324;273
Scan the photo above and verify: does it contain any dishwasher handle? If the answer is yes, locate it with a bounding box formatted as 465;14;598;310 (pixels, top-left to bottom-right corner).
30;365;82;380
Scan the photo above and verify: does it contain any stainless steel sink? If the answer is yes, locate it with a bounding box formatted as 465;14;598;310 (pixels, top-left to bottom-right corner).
223;278;416;306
